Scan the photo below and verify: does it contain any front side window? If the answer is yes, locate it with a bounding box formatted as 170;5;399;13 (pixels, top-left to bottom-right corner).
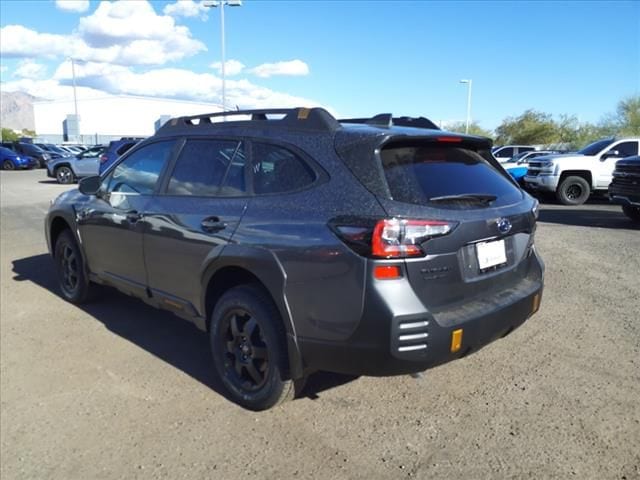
252;143;316;194
105;141;175;195
609;141;638;158
167;139;246;196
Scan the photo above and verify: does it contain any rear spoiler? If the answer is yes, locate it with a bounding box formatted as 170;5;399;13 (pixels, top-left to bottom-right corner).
340;114;440;130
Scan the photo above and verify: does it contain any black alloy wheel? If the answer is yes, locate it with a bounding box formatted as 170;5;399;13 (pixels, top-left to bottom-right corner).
556;176;590;205
210;284;299;410
2;160;15;170
59;243;79;296
56;166;74;184
622;205;640;223
54;230;94;303
222;309;270;390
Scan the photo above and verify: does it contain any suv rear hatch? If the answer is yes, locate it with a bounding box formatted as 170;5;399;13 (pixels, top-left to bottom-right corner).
336;133;540;325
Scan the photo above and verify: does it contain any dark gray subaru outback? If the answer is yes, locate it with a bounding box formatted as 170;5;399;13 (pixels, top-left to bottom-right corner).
45;108;544;410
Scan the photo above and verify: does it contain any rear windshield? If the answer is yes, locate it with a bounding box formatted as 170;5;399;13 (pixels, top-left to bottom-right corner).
380;143;522;207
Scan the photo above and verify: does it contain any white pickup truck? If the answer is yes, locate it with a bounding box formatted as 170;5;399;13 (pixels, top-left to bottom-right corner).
524;137;640;205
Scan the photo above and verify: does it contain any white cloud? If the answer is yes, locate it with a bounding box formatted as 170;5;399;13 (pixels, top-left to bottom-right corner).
13;60;47;79
248;59;310;78
42;61;321;110
79;1;189;48
164;0;208;19
210;59;245;76
0;17;205;66
55;0;90;13
0;25;72;59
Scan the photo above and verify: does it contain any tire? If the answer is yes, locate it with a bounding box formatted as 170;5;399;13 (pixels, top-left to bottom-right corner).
622;205;640;223
54;230;94;303
2;160;15;170
55;165;75;184
556;176;591;205
210;284;297;410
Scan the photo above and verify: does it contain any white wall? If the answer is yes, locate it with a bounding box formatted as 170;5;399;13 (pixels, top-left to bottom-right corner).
33;94;223;137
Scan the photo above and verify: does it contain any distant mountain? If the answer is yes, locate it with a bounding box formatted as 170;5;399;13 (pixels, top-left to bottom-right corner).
0;91;36;132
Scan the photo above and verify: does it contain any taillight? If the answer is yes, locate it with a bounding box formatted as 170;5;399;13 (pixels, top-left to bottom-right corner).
372;219;455;258
99;154;108;164
330;217;457;259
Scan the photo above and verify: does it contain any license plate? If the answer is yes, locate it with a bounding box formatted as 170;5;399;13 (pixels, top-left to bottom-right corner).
476;239;507;270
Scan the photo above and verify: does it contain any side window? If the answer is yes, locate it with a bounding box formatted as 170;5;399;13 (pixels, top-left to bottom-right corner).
252;143;316;194
167;139;246;196
519;147;535;153
611;142;638;158
105;141;175;195
495;147;514;158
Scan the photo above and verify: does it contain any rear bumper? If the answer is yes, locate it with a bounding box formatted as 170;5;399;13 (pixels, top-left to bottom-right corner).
299;250;544;377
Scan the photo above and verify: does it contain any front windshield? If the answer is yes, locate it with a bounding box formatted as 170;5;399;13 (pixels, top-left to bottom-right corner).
578;139;614;156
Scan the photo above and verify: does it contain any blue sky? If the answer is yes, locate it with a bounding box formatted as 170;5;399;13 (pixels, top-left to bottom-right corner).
1;0;638;129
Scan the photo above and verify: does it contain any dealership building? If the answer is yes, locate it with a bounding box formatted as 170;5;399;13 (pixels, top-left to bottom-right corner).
33;94;223;145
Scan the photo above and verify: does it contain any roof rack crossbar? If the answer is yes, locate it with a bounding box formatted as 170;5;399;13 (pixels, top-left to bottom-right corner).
160;107;341;133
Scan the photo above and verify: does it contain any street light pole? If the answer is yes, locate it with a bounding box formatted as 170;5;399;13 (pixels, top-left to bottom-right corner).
204;1;242;116
459;79;473;134
67;57;81;141
70;58;78;121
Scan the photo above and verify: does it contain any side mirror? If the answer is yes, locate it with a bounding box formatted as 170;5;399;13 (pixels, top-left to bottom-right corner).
78;175;101;196
602;150;620;160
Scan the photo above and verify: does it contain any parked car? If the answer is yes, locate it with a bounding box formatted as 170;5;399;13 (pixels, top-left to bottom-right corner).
47;145;106;184
0;142;50;168
45;107;544;410
99;137;144;173
36;143;71;159
524;137;640;205
503;151;560;184
492;145;538;163
609;155;640;223
0;146;38;170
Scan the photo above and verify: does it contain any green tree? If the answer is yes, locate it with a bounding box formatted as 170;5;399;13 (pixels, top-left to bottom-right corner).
444;121;494;138
495;110;557;145
21;128;36;138
1;128;19;142
603;95;640;136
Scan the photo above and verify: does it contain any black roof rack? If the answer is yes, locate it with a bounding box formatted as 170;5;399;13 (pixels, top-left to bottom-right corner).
158;107;341;133
340;115;440;130
156;107;441;135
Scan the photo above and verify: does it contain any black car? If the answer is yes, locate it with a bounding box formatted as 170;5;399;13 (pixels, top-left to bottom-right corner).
609;155;640;223
1;142;50;168
45;107;544;410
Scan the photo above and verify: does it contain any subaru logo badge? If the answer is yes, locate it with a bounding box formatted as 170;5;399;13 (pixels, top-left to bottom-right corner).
496;217;512;234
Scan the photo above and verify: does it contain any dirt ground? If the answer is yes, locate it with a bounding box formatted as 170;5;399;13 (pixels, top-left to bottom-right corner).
1;169;639;479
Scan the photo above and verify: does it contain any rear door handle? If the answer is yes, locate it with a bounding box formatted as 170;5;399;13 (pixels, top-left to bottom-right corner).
201;216;227;233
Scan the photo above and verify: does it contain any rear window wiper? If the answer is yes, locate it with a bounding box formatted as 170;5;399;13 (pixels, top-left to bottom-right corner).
428;193;497;204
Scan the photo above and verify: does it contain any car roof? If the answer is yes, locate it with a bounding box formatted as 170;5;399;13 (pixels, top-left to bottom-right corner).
154;107;490;147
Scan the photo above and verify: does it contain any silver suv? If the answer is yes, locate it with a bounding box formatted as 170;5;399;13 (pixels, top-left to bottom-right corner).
47;145;106;184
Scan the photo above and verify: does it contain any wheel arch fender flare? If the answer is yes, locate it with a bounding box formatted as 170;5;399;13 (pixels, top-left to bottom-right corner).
47;210;89;275
200;245;304;379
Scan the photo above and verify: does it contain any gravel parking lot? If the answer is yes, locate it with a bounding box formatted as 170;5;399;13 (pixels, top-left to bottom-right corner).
1;169;639;479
